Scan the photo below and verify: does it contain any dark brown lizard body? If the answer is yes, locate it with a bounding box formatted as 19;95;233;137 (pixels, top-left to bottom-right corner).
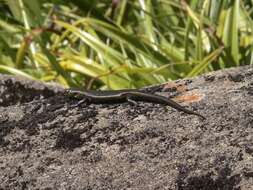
66;89;205;119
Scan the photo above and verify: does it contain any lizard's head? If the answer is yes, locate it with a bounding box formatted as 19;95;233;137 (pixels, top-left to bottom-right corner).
64;88;84;99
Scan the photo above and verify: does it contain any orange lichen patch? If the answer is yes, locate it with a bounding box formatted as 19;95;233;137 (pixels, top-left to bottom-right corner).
163;82;188;93
176;84;188;93
173;90;205;104
163;82;177;89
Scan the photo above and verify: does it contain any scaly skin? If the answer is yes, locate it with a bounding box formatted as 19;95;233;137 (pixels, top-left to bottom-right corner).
65;89;206;119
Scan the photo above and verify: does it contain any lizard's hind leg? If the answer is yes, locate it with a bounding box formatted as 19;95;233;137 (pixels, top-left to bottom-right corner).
126;96;138;105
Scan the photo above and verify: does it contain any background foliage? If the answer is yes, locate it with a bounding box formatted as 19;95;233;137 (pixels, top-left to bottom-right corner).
0;0;252;89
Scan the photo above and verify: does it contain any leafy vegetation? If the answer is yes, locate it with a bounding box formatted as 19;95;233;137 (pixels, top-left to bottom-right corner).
0;0;252;89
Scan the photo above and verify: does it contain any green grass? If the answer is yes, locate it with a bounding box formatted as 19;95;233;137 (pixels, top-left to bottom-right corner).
0;0;252;89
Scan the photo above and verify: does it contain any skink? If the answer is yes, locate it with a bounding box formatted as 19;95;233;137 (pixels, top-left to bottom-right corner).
65;89;205;119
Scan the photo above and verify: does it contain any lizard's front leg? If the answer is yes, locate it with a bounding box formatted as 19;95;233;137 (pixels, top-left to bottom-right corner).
70;98;90;108
65;89;91;108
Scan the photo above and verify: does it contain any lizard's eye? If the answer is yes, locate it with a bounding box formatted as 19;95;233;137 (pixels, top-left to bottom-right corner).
64;89;72;95
65;89;75;96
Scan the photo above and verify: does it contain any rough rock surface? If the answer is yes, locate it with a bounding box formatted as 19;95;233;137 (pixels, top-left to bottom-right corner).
0;66;253;190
